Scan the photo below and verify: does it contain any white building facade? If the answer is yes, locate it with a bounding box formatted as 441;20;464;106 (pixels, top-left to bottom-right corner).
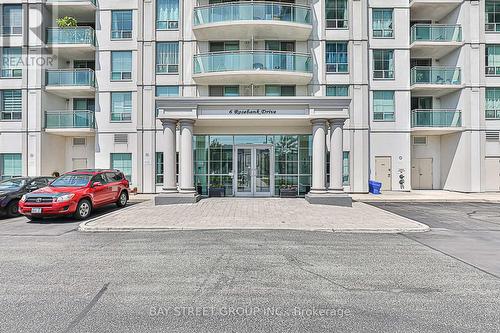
0;0;499;195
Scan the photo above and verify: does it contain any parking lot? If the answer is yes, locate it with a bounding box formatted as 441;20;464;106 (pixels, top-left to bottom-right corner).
0;201;499;332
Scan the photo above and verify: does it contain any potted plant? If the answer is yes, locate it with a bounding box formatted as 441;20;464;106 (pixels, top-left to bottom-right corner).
56;16;77;28
208;184;225;197
280;185;298;198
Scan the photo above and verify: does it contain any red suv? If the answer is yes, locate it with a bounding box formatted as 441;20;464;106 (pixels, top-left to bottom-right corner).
19;169;130;221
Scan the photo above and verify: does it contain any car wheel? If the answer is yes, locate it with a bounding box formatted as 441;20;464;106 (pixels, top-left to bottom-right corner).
74;199;92;220
116;191;128;208
6;201;20;217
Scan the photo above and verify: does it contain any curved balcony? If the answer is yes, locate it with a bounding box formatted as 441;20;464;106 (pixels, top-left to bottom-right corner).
193;2;312;40
193;50;312;85
410;24;463;58
45;110;96;136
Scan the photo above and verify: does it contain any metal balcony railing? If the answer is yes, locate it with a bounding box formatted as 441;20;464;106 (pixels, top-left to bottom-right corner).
411;109;462;127
410;24;462;43
410;66;461;85
46;69;95;87
45;110;95;129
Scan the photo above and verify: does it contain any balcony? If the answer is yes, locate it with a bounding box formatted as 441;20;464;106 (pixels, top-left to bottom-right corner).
45;69;96;98
410;66;463;97
46;27;95;58
45;110;96;136
410;24;463;58
193;50;312;85
409;0;463;21
411;109;462;134
193;2;312;41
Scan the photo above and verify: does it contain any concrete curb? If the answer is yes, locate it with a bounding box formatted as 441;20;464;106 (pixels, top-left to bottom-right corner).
355;199;500;203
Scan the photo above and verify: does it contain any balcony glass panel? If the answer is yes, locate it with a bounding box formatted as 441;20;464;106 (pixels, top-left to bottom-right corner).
193;51;312;74
411;110;462;127
410;67;461;85
46;69;95;86
46;27;95;45
410;24;462;43
46;0;96;4
45;110;95;129
194;2;311;26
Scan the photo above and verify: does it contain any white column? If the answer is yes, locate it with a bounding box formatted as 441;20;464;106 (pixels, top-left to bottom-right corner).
329;119;345;192
310;119;327;194
178;119;196;193
161;119;177;193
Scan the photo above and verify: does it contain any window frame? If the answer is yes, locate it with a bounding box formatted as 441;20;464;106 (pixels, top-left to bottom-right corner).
486;45;500;76
325;0;348;29
0;153;22;180
486;0;500;32
372;49;395;80
155;152;164;185
1;4;22;36
110;153;132;182
326;85;349;97
0;89;22;121
1;47;22;78
156;42;179;74
110;51;133;81
325;42;349;73
373;90;395;122
111;10;133;40
372;8;394;39
110;91;132;122
486;87;500;119
156;0;180;30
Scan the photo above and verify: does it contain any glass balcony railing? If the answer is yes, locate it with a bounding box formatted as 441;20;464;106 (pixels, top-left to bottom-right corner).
45;110;95;129
411;109;462;128
410;24;462;43
193;51;312;74
46;0;96;4
46;69;95;87
194;2;311;26
410;66;461;85
46;27;95;45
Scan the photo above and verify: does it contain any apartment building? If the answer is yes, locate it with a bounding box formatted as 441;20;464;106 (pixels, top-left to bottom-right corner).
0;0;499;197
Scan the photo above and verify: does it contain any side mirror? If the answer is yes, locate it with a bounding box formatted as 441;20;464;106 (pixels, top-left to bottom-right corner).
92;182;102;187
27;184;38;191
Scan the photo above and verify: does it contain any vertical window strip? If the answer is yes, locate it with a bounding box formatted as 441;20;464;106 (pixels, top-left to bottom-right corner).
156;42;179;73
155;152;164;185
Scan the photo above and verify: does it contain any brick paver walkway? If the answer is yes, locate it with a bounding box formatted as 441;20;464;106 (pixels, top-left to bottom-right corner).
81;198;429;233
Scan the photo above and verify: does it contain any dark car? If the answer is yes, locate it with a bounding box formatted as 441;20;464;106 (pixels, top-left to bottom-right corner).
0;177;55;217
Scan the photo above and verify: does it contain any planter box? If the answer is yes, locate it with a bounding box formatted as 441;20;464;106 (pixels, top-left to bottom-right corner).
280;188;298;198
209;187;225;197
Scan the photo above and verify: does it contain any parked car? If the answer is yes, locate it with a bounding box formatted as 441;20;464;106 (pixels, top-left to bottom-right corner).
0;177;55;217
18;169;130;221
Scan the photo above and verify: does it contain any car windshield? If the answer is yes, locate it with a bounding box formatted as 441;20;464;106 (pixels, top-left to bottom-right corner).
50;174;92;187
0;178;28;190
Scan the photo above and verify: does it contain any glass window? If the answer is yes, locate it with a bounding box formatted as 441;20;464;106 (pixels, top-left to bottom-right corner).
111;10;133;39
0;153;22;180
486;1;500;32
326;85;349;96
486;88;500;119
110;153;132;182
1;90;22;120
373;91;395;121
157;0;179;30
372;9;393;38
265;85;295;96
1;47;22;78
2;5;22;35
486;45;500;76
373;49;394;79
209;86;239;97
156;42;179;73
343;151;350;185
325;0;348;29
111;92;132;122
156;86;179;97
155;152;164;185
326;42;348;73
111;51;132;81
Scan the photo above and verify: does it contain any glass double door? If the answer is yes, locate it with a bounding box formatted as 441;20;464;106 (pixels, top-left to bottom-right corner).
235;145;272;196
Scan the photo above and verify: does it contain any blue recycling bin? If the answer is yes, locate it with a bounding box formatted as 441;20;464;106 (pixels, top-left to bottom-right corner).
369;180;382;194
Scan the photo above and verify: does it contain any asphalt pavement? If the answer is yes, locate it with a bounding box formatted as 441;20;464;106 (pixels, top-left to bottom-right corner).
0;202;499;332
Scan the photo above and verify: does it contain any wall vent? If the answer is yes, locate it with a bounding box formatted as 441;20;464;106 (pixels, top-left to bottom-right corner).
486;131;500;141
413;136;427;145
114;134;128;144
72;137;86;146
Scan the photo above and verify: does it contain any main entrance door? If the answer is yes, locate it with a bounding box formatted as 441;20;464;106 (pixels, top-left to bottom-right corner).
234;145;273;196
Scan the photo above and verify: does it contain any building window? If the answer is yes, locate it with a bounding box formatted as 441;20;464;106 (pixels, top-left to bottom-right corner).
486;88;500;119
111;51;132;81
486;45;500;76
326;42;348;73
326;85;349;96
486;1;500;32
373;49;394;79
343;151;350;186
373;91;395;121
156;85;179;97
265;85;295;96
156;42;179;73
0;153;22;180
1;90;22;120
209;86;239;97
111;10;133;39
2;5;22;35
325;0;348;29
1;47;22;78
110;92;132;122
155;152;164;185
157;0;179;30
110;153;132;182
372;9;393;38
